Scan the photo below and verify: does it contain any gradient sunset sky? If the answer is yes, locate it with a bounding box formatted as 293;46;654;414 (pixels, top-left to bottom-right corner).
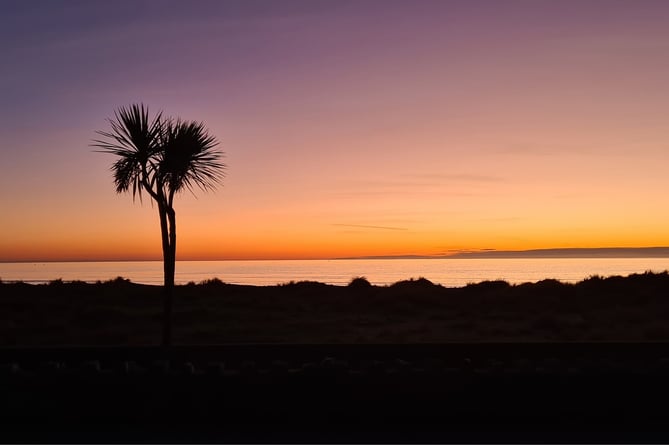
2;0;669;261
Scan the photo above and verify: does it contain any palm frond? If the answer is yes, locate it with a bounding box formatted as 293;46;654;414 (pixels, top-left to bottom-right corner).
158;119;226;195
92;104;163;200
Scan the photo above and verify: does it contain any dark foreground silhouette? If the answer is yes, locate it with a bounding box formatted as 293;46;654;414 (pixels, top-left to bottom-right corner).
3;342;669;442
3;272;669;441
3;272;669;345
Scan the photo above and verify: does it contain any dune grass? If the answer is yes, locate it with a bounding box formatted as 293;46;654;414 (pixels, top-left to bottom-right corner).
1;272;669;346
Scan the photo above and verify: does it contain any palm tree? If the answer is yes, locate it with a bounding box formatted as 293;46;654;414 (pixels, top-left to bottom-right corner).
93;104;224;347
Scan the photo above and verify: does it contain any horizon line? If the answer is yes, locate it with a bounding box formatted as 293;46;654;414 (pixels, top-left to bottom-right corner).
3;246;669;263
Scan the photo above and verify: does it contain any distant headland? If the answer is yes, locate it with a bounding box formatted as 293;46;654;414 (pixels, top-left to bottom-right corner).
344;247;669;260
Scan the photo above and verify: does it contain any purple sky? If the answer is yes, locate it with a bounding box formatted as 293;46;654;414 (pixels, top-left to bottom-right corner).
3;0;669;261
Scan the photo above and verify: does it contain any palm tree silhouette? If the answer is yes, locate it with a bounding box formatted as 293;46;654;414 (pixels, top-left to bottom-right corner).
93;104;224;347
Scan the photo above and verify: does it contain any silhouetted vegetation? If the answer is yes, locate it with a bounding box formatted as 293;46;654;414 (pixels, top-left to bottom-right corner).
2;271;669;346
348;276;372;290
93;104;225;346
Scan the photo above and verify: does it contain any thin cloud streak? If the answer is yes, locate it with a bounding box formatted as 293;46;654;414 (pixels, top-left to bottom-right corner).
332;224;408;231
402;173;506;183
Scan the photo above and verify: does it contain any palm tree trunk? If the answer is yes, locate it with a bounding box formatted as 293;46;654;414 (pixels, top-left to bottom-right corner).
158;203;174;348
166;207;177;345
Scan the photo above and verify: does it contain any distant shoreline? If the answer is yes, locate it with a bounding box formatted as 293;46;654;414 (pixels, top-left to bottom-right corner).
4;247;669;263
344;247;669;260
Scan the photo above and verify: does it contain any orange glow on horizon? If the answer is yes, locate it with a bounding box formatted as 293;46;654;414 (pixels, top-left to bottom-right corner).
3;218;669;262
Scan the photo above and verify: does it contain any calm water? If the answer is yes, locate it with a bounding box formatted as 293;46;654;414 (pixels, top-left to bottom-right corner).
1;258;669;287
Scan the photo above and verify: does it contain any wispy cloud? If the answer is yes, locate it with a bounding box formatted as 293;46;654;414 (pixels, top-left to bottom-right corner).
467;216;524;223
494;142;620;157
328;174;504;200
439;248;497;255
402;173;505;183
332;223;408;231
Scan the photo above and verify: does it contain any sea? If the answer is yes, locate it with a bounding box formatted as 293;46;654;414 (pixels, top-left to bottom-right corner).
1;258;669;287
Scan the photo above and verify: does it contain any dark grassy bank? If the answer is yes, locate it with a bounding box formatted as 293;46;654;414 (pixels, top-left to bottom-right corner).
2;272;669;346
4;273;669;442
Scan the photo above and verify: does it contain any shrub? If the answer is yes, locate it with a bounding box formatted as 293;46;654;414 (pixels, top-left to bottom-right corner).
464;279;510;292
200;277;225;286
391;277;435;287
348;276;372;290
104;276;131;285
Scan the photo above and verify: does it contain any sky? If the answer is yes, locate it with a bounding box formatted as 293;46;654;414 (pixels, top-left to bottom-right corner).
2;0;669;261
